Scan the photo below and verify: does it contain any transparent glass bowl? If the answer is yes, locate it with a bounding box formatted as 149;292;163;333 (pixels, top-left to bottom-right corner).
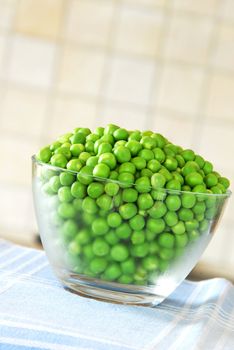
32;156;231;306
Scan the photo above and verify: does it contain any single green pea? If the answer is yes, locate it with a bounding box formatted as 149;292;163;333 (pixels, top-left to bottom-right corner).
152;133;167;148
70;132;86;145
159;167;173;181
37;146;52;163
83;244;95;260
164;211;178;226
104;182;119;196
185;172;204;187
175;154;185;168
77;166;93;185
119;203;137;219
97;142;112;155
96;194;113;210
164;156;178;171
182;161;200;177
140;136;156;150
104;124;119;135
172;221;186;235
159;248;174;260
141;168;153;178
109;171;119;180
138;149;154;161
178;208;194;221
113;192;123;207
199;219;209;232
66;159;82;172
119;162;136;174
166;179;181;191
203;161;213;175
49;176;61;193
113;127;129;140
114;140;127;148
126;140;142;156
121;258;136;274
185;219;199;231
175;234;188;248
193;202;206;215
147;159;161;173
86;156;98;168
114;146;131;163
172;171;184;185
50;141;61;152
210;186;223;194
188;229;200;241
131;230;145;245
55;146;71;160
158;233;175;249
151;173;166;189
118;275;133;284
92;218;109;235
122;188;138;203
90;258;107;274
59;172;75;186
165;195;181;211
79;152;91;165
92;238;110;257
71;181;87;199
58;202;76;219
129;214;145;231
131;156;146;170
98;152;116;170
87;182;104;198
82;197;98;214
148;241;160;254
115;222;132;239
118;172;135;188
158;259;169;272
146;218;165;233
131;243;149;258
148;202;167;219
218;177;230;189
205;173;218;188
151;189;166;201
58;132;73;144
86;133;99;142
61;219;78;240
73;198;83;211
103;263;121;281
194;155;205;168
105;230;119;245
75;229;90;245
205;207;217;220
128;130;141;141
95;126;104;137
93;163;110;179
137;193;154;210
142;255;159;271
153;148;166;163
181;149;195;161
107;212;122;228
51;154;68;168
70;144;85;157
145;229;157;242
110;244;129;262
58;186;73;202
135;176;151;193
181;193;196;209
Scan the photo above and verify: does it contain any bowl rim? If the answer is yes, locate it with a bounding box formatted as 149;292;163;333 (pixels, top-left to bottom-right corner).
32;155;232;199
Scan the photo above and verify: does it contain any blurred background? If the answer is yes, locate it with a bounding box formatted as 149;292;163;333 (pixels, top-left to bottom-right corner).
0;0;233;278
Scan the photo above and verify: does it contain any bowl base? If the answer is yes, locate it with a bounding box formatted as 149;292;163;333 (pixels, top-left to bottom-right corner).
60;273;164;306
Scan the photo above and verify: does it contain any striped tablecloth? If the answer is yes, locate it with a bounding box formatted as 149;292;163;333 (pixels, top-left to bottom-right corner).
0;239;233;350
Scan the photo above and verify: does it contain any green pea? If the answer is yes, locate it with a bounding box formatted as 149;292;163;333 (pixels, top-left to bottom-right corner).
172;221;185;235
109;171;119;180
118;275;133;284
70;132;86;145
131;243;149;258
66;159;82;172
138;149;154;161
164;211;178;226
97;142;112;155
185;219;199;231
142;256;159;271
131;230;145;245
119;162;136;174
110;244;129;262
60;172;75;186
50;141;61;152
55;146;71;160
118;172;134;188
104;182;119;196
95;126;104;137
186;172;204;187
181;193;196;208
126;140;142;156
61;219;78;240
193;202;206;215
82;197;98;214
136;193;153;210
86;133;99;142
87;182;104;198
151;173;166;189
135;176;151;193
182;161;199;176
83;244;95;260
51;154;68;168
140;136;156;150
86;155;98;168
203;161;213;175
58;186;73;202
103;263;121;281
219;177;230;189
114;146;131;163
146;218;165;233
121;258;136;274
113;127;129;140
58;203;76;219
70;144;85;157
104;124;119;135
49;176;61;193
148;202;167;219
131;156;146;170
176;154;185;167
73;198;82;211
119;203;137;219
166;179;181;191
141;168;153;177
159;248;174;260
92;218;109;235
92;238;110;256
71;181;87;199
93;163;110;179
153;148;166;163
165;195;181;211
105;230;119;245
96;194;113;210
147;159;161;172
178;208;194;221
115;223;132;239
37;146;52;163
175;234;188;248
181;149;195;161
129;214;145;231
199;219;209;232
90;258;107;274
158;233;175;249
122;188;138;202
164;156;178;171
98;152;116;170
75;229;90;245
107;212;122;228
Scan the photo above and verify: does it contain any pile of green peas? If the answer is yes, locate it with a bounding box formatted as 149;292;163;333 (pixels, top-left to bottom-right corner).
37;124;230;286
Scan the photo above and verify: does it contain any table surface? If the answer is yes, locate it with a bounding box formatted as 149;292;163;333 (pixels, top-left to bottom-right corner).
0;240;234;350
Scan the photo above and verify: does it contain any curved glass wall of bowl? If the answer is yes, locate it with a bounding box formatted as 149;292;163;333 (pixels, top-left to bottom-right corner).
32;156;231;306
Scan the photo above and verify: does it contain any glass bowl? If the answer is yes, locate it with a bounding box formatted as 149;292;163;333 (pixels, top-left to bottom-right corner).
32;156;231;306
